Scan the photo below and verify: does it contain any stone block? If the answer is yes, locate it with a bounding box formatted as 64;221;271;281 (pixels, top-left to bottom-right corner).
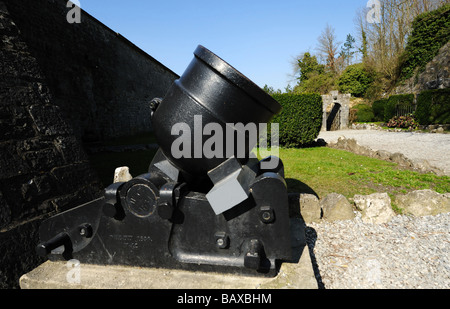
320;193;355;222
354;193;395;224
53;136;88;164
288;193;321;223
0;191;12;230
0;141;31;179
394;190;450;217
50;163;97;194
28;105;73;136
22;148;63;172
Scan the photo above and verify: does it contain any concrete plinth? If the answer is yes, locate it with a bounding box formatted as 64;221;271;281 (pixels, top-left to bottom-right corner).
20;219;318;289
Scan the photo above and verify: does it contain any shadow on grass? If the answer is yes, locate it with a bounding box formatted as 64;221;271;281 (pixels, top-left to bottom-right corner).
286;178;319;197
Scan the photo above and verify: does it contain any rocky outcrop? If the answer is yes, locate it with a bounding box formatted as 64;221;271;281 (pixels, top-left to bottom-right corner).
394;41;450;95
327;136;444;175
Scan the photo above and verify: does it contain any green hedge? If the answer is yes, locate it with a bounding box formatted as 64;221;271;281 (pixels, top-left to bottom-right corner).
416;89;450;125
384;94;415;122
270;94;322;148
353;104;374;122
372;98;388;121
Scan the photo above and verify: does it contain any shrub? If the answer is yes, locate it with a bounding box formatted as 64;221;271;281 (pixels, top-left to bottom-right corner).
387;114;419;129
384;94;415;122
337;63;375;97
270;94;323;148
294;72;336;95
353;104;374;122
416;88;450;125
372;98;388;121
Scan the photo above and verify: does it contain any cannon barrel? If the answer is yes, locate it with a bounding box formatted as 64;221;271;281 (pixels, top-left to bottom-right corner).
152;45;281;178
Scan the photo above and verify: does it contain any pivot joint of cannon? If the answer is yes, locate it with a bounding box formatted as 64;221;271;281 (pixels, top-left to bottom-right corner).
157;182;187;220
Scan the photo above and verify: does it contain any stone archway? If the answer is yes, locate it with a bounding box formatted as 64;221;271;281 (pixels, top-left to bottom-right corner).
327;102;341;131
321;91;351;131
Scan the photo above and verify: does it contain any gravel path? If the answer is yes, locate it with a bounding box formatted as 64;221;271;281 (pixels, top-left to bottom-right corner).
318;130;450;176
306;212;450;289
306;130;450;289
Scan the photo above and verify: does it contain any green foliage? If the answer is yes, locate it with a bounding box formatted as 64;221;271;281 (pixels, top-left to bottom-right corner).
416;88;450;125
337;63;375;97
384;94;415;122
293;51;337;95
263;84;282;95
297;52;325;83
372;98;388;121
271;94;323;148
294;72;336;95
340;34;356;66
360;29;368;62
398;4;450;81
353;104;374;122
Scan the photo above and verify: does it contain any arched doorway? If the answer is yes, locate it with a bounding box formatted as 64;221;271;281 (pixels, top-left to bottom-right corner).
326;103;341;131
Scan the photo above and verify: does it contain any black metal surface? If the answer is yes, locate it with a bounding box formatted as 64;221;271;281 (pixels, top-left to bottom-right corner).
152;45;281;178
36;46;293;277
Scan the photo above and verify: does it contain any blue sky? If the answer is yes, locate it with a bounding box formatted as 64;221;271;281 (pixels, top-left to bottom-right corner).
80;0;368;91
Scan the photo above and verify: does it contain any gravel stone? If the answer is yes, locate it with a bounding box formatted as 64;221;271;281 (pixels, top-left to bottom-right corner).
306;212;450;289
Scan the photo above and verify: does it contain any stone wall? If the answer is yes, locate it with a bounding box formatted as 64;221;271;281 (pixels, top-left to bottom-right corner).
3;0;178;142
0;2;104;288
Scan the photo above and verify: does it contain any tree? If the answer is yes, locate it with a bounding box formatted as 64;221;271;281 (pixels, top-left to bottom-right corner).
340;34;356;67
355;0;446;80
294;71;336;95
360;27;368;62
337;63;375;97
296;52;324;83
263;84;282;95
316;24;342;74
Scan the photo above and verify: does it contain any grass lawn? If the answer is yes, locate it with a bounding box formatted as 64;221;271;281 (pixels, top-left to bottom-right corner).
275;147;449;200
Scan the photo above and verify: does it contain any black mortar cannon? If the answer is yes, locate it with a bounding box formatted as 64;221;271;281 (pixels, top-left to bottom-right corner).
36;46;292;275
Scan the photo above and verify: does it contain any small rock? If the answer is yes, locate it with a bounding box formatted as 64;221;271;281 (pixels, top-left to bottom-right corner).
113;166;133;183
394;190;450;217
374;150;391;161
354;193;395;224
389;152;412;167
320;193;355;222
